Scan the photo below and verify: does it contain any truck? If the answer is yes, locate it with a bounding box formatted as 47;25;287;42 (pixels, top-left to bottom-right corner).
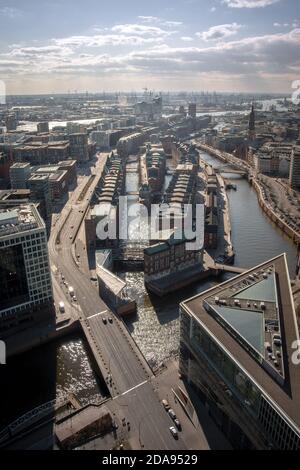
58;301;65;313
68;286;75;297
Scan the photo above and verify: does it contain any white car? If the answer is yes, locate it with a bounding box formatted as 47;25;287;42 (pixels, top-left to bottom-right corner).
169;426;178;439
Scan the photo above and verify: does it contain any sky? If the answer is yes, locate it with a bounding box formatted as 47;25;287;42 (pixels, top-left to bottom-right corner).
0;0;299;94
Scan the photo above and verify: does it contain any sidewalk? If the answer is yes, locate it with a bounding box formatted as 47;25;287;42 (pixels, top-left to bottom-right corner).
152;359;232;450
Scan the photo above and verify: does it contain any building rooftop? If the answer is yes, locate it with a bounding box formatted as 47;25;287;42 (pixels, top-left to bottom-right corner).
0;204;43;236
181;254;300;432
10;162;31;169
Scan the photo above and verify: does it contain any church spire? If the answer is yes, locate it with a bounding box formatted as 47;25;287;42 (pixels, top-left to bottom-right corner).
248;102;256;140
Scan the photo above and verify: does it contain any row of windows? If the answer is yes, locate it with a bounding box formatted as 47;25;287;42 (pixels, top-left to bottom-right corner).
181;309;300;450
259;398;300;450
187;314;261;416
0;231;45;247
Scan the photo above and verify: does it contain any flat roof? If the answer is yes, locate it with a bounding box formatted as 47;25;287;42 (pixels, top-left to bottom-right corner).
0;203;43;235
181;254;300;431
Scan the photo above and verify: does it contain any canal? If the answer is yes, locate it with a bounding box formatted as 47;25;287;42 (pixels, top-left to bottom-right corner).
120;151;297;369
1;151;297;426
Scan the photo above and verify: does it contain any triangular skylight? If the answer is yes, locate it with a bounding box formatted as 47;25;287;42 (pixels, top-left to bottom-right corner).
234;273;276;303
212;306;265;355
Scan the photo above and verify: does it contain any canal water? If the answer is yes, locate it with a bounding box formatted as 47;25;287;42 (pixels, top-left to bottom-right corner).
0;334;107;428
1;151;297;426
120;151;297;368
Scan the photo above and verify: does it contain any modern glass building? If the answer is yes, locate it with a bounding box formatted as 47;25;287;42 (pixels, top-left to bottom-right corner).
179;254;300;449
0;204;53;334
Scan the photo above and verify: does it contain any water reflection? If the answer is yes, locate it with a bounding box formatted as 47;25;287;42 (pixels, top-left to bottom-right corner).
121;152;297;368
0;335;105;427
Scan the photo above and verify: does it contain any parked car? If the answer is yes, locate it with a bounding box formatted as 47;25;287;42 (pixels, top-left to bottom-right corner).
102;317;107;324
162;399;170;410
174;418;181;431
169;426;178;439
168;408;176;420
108;317;113;324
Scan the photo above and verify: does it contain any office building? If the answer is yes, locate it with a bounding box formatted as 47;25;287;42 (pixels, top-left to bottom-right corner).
28;174;52;220
9;162;32;189
37;122;49;134
188;103;197;119
69;133;89;162
248;103;256;141
0;204;53;333
289;146;300;190
90;130;111;150
179;254;300;449
5;114;18;131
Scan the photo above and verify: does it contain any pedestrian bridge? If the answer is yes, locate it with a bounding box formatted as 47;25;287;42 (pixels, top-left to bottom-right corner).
215;165;247;176
214;263;246;274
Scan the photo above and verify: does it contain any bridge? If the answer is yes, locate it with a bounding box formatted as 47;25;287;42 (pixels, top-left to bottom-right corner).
214;165;247;176
113;242;147;268
0;400;56;447
196;143;250;176
214;263;246;274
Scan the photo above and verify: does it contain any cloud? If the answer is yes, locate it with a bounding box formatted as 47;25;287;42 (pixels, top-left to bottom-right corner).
0;6;22;18
137;16;182;27
8;45;73;57
273;22;290;27
223;0;280;8
111;23;174;37
181;36;194;41
197;23;242;41
54;33;164;48
122;28;300;76
138;16;160;23
1;24;300;92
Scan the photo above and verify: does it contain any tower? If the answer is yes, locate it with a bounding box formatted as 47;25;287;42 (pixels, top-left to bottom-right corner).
248;103;256;141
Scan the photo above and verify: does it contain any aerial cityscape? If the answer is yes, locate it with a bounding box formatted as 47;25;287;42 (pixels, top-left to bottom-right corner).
0;0;300;455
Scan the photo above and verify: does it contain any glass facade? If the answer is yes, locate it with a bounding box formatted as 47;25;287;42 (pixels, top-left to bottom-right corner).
185;311;261;417
0;244;29;310
179;307;300;449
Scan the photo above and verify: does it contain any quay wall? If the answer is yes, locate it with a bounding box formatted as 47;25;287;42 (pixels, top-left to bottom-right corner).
197;143;300;247
250;178;300;246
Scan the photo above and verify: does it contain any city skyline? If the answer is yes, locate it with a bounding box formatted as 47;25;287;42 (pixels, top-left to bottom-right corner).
0;0;299;94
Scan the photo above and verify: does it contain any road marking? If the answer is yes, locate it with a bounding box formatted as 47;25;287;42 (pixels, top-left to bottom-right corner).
116;380;148;398
87;310;108;320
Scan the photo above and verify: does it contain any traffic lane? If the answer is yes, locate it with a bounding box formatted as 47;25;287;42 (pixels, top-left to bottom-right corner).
55;258;148;393
114;382;185;450
95;315;150;385
87;311;148;392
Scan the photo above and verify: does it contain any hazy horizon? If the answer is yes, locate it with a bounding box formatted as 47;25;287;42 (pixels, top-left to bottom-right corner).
0;0;299;95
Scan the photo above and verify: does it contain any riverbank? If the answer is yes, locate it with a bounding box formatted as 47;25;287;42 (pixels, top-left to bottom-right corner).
250;177;300;247
196;142;300;249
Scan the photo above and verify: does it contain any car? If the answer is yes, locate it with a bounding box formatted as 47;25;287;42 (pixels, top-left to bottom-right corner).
162;399;170;410
108;317;113;324
168;408;176;420
73;296;77;302
102;317;107;324
169;426;178;439
69;235;72;239
174;418;181;431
